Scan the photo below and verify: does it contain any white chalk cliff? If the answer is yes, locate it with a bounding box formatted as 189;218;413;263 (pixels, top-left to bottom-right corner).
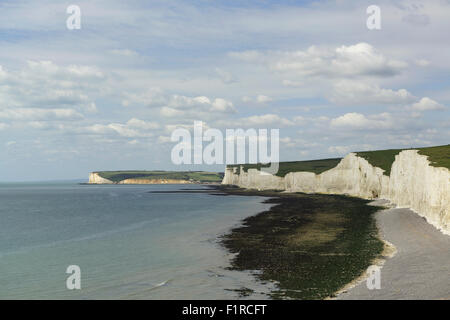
222;150;450;235
89;172;114;184
88;173;193;185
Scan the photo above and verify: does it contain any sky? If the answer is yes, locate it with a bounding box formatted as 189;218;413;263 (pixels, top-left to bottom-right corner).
0;0;449;181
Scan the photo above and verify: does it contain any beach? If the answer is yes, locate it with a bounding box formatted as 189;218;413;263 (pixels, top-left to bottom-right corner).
216;186;384;299
216;184;450;300
337;206;450;300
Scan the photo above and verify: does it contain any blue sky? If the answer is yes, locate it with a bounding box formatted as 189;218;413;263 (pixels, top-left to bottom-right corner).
0;0;449;181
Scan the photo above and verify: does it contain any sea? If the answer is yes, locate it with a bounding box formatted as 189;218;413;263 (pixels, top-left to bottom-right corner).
0;182;276;299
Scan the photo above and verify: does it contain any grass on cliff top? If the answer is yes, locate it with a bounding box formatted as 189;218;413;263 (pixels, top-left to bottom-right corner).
96;170;223;183
417;144;450;170
227;158;342;177
227;144;449;178
356;144;450;176
355;149;403;176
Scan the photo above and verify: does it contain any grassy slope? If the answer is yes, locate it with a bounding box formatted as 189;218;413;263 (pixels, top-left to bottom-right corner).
228;158;342;177
96;171;223;183
418;144;450;170
356;144;450;176
355;149;403;176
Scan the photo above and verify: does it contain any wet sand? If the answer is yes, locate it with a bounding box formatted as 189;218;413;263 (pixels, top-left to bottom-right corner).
338;206;450;300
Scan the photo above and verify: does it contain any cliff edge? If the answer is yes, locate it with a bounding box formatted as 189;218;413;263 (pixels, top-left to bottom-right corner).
222;148;450;235
89;172;114;184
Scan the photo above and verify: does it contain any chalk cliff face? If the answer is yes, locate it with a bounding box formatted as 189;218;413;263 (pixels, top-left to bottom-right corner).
222;150;449;234
388;150;449;234
89;172;114;184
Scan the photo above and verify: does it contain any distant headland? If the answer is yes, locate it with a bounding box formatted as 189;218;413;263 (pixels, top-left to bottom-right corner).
88;170;224;185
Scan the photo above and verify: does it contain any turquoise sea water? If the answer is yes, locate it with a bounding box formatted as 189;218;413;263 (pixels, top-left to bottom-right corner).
0;183;275;299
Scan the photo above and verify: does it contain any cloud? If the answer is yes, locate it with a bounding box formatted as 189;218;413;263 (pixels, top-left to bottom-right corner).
26;60;104;78
0;61;103;118
216;114;294;128
211;98;235;112
410;97;445;111
157;135;171;144
329;82;446;113
160;106;184;118
402;14;430;26
240;95;273;104
0;108;83;121
83;118;158;138
415;59;430;67
122;89;236;122
330;112;394;130
229;50;262;62
126;118;160;130
282;79;304;87
166;95;211;109
256;95;272;103
1;0;449;181
328;145;351;155
232;43;407;79
279;137;295;147
110;49;139;57
330;81;416;105
121;88;166;107
159;94;235;120
215;68;236;84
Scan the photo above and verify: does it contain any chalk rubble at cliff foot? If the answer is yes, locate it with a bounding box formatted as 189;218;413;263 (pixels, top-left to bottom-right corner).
222;150;449;235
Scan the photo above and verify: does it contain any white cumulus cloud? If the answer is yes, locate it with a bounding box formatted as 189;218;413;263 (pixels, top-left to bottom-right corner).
410;97;445;111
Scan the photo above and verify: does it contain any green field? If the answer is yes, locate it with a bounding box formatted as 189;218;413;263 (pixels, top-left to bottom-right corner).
228;158;342;177
356;144;450;176
96;170;223;183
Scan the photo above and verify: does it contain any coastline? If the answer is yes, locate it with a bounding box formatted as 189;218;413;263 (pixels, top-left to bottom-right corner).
331;200;397;299
337;205;450;299
214;185;385;300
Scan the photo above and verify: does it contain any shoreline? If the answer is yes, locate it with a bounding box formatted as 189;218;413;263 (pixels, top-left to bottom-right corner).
213;185;385;300
331;200;398;298
337;205;450;299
